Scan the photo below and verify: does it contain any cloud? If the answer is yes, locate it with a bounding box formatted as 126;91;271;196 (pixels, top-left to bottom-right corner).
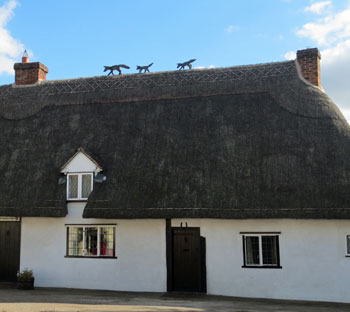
225;25;240;33
292;4;350;122
297;8;350;46
195;65;215;70
321;40;350;117
304;1;332;14
0;0;24;76
284;51;296;60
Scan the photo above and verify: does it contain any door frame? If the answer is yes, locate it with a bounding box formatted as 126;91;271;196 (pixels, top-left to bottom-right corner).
166;219;206;292
0;218;21;283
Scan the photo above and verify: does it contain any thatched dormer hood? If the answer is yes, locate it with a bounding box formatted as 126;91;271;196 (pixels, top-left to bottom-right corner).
1;59;350;218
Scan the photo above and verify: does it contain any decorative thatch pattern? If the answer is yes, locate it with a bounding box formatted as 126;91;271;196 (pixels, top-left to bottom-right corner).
0;61;294;97
0;60;349;218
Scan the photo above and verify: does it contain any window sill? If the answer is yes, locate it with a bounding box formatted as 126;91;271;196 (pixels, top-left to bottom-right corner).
242;265;282;269
65;255;117;259
66;200;88;203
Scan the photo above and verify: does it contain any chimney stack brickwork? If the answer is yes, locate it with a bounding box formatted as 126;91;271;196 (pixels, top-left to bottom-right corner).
14;62;48;85
296;48;321;88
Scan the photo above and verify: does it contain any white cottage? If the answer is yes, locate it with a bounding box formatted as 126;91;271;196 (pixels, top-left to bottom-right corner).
1;48;350;303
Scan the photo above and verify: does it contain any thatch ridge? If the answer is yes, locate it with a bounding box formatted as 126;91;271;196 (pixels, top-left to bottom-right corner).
0;61;298;120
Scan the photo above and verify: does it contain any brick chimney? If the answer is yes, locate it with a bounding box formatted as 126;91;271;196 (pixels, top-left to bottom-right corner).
14;51;48;85
296;48;321;88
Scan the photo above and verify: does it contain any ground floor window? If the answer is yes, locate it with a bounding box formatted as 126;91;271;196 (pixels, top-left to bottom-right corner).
66;225;116;258
241;233;281;268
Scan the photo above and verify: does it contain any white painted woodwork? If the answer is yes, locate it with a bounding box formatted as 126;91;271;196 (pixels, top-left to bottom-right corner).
61;151;102;174
0;217;19;221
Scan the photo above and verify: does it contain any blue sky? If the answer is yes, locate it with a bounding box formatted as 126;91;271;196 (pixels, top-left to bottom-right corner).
0;0;349;119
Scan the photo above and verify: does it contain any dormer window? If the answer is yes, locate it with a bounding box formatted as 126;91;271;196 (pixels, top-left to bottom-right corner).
60;147;103;201
67;173;93;200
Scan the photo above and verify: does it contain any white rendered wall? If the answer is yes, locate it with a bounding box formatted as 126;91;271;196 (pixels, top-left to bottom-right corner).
20;203;167;292
172;219;350;303
21;213;350;302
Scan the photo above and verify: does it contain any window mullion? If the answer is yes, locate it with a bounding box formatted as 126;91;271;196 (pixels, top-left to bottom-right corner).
83;227;86;255
78;174;82;199
242;235;246;266
97;227;101;256
66;174;69;200
113;227;116;257
259;236;263;266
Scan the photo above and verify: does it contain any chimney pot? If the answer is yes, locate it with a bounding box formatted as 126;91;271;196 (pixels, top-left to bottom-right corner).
21;50;29;63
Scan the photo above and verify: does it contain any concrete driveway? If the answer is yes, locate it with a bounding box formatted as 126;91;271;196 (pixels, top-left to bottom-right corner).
0;287;350;312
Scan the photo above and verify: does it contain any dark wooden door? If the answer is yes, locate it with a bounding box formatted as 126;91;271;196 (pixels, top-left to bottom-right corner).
172;227;204;292
0;222;21;282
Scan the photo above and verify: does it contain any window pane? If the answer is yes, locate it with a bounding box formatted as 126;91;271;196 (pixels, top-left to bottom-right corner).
347;235;350;254
100;227;115;256
68;227;83;256
245;236;260;265
85;228;98;256
81;174;92;198
262;236;278;265
68;175;78;199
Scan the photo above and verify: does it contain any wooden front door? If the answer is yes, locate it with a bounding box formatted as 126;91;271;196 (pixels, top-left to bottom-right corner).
0;221;21;282
172;227;206;292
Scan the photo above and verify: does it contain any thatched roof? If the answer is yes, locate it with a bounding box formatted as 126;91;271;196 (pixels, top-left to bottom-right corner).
1;60;350;218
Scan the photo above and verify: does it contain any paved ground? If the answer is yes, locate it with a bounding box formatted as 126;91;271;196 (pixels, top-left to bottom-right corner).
0;287;350;312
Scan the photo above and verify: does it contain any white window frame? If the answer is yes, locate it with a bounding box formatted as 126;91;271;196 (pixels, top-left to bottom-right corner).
67;172;93;200
66;224;116;258
242;233;281;268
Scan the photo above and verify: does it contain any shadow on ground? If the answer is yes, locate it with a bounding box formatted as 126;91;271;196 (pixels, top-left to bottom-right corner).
0;287;350;312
